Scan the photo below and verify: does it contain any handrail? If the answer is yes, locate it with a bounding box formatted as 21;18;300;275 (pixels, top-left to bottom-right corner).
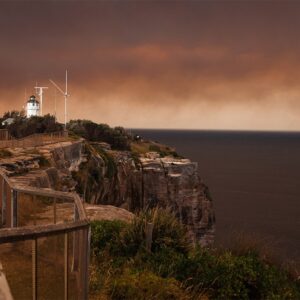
0;220;89;243
0;168;88;225
0;166;90;299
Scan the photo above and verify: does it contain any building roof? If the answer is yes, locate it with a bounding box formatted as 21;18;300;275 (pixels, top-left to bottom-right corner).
27;95;39;104
1;118;14;125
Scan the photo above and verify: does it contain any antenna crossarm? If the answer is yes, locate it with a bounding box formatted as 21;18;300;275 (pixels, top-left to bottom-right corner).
49;79;65;96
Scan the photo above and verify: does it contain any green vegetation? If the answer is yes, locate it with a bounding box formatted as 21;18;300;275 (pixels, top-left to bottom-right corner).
71;142;117;202
131;140;181;158
89;209;300;299
68;120;131;150
0;149;12;158
5;114;63;138
38;155;51;168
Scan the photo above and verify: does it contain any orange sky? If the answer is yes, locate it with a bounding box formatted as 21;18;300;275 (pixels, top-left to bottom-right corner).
1;1;300;130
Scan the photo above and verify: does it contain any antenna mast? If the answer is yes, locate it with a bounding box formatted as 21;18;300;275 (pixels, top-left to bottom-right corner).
65;70;68;128
34;86;48;116
49;70;70;129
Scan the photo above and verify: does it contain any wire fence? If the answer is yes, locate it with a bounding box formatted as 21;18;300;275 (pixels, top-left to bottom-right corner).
0;170;90;300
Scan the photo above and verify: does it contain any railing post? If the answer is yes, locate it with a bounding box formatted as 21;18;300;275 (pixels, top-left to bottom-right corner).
64;232;69;300
32;238;38;300
6;188;11;228
1;178;6;226
33;195;37;226
72;207;79;272
11;189;18;227
53;198;57;224
78;228;90;299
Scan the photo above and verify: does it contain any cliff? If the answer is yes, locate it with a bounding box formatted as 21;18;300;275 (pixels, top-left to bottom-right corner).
0;138;215;245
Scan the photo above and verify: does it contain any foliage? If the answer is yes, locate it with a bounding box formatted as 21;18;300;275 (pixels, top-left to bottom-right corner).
89;209;300;300
38;156;51;168
109;270;189;300
90;209;190;259
120;209;190;257
68;120;131;150
6;114;63;138
91;220;126;258
71;143;117;202
131;140;182;158
0;149;12;158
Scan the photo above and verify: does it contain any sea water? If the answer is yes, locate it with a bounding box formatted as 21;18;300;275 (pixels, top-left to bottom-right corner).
132;129;300;262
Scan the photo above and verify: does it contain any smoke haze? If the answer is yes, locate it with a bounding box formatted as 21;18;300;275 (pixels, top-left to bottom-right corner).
1;1;300;130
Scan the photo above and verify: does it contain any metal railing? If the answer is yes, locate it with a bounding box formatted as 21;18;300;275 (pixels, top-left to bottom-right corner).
0;170;90;299
0;130;11;141
0;131;68;149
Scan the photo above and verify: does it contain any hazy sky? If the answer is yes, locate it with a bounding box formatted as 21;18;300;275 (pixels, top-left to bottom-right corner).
1;0;300;130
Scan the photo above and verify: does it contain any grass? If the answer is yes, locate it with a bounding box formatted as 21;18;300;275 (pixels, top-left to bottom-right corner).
89;209;300;300
131;140;181;158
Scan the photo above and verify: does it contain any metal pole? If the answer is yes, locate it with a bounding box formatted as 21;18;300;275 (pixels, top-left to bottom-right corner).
65;70;68;129
33;195;37;226
32;238;38;300
53;198;57;224
11;190;17;228
1;178;6;226
64;95;67;130
40;89;43;116
64;232;69;300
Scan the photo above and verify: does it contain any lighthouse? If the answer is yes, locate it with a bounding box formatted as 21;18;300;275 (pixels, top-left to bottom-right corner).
26;95;40;118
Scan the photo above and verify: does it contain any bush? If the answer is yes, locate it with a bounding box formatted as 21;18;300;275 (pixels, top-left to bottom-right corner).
0;149;12;158
109;270;189;300
68;120;131;150
38;156;51;168
7;114;63;138
174;247;300;299
120;209;190;257
89;210;300;300
91;220;126;259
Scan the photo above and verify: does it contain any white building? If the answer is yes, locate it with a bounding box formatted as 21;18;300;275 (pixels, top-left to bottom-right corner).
1;118;15;126
26;95;40;118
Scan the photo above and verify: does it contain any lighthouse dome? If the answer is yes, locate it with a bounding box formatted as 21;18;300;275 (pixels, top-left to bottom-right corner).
27;95;39;104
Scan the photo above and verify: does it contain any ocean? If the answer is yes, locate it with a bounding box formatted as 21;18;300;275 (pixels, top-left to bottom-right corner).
132;129;300;263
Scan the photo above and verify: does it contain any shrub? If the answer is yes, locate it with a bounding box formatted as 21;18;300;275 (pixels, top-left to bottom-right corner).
7;114;63;138
68;120;131;150
38;156;51;168
175;247;300;299
89;211;300;300
109;270;189;300
120;209;190;257
0;149;12;158
91;220;126;259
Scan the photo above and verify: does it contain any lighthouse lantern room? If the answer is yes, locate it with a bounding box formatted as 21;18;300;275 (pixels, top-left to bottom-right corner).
26;95;40;118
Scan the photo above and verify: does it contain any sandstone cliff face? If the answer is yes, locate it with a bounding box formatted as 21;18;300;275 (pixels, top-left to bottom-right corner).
72;143;215;246
0;140;215;246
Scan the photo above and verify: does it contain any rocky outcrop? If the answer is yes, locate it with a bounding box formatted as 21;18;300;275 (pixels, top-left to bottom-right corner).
85;204;134;223
140;157;215;245
73;143;215;246
0;139;215;246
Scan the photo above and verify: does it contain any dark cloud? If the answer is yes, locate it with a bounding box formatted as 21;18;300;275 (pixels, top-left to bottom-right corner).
0;0;300;129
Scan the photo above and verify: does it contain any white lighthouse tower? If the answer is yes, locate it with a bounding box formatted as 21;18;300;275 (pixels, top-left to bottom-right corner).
26;95;40;118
